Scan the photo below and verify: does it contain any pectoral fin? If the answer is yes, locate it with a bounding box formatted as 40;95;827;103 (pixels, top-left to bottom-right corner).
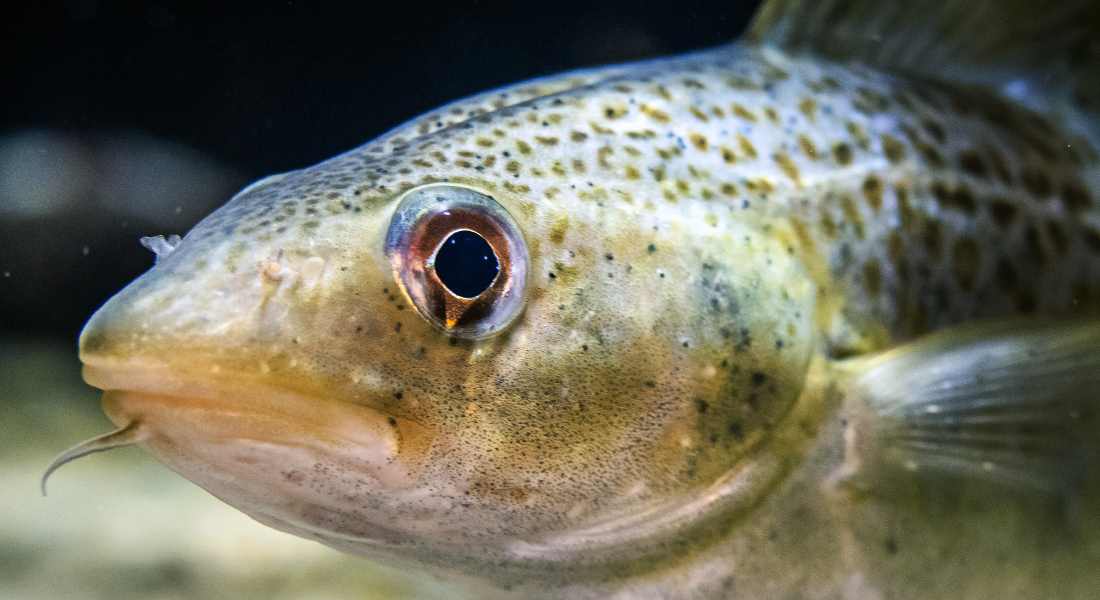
833;320;1100;495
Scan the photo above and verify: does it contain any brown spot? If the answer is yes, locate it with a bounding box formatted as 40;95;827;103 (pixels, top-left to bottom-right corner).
853;87;890;114
455;159;473;168
676;179;690;194
640;105;671;124
654;85;673;101
597;146;614;169
862;176;883;211
932;182;978;214
958;150;986;177
887;230;906;264
798;97;817;122
652;166;665;182
863;260;882;297
1020;168;1053;197
995;258;1017;291
731;103;758;122
917;143;945;168
603;104;628;120
570;131;588;142
952;237;981;290
689;133;709;152
820;211;838;238
846;121;871;150
413;158;433;168
841;195;865;240
774;153;802;187
516;140;532;155
921;216;943;259
798;134;818;160
881;134;906;163
988;198;1017;229
535;136;559;146
1061;182;1092;211
476;138;494;147
720;146;737;164
572;159;587;174
923;120;947;144
625;166;641;180
1025;224;1046;265
1083;226;1100;252
744;178;775;194
482;156;496;168
613;85;633;93
764;107;780;124
726;76;762;90
551;161;567;176
832;142;853;166
549;217;568;244
985;146;1013;183
689;106;710;122
430;151;447;163
590;122;614;135
1046;220;1069;255
737;135;758;159
704;213;719;227
505;160;521;174
721;182;737;196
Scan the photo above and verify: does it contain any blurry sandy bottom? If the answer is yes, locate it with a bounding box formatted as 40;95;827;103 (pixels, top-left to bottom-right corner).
0;338;460;600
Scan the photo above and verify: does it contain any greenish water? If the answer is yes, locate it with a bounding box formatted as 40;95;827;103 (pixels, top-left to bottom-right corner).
0;338;454;600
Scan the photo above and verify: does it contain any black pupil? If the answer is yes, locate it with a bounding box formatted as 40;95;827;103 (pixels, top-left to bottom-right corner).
434;230;499;298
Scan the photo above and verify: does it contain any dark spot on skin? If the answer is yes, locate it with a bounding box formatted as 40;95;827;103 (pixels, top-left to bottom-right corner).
695;398;709;413
582;345;589;351
958;150;986;177
1021;168;1053;197
728;422;744;440
647;244;656;253
751;372;767;386
605;252;614;261
885;537;898;554
394;392;403;400
548;272;556;279
1062;183;1093;212
645;381;657;388
388;418;398;427
989;198;1018;228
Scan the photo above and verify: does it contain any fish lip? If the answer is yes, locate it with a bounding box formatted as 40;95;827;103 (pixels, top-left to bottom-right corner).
80;354;434;487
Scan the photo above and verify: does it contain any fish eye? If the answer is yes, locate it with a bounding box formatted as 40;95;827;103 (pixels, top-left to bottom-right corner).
385;184;529;338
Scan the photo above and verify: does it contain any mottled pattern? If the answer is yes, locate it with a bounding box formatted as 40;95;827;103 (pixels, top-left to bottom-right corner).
75;33;1100;600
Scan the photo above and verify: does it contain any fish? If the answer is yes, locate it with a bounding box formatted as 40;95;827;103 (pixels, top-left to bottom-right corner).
47;0;1100;597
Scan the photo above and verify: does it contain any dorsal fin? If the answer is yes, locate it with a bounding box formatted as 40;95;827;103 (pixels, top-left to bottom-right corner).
747;0;1100;111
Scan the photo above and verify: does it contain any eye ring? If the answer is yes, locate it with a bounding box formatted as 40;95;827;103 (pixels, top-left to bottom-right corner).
385;184;529;338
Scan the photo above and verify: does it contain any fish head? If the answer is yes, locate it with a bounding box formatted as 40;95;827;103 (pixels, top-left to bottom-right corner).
78;98;818;582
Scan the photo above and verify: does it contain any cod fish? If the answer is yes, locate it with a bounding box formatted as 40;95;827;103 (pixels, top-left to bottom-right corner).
47;0;1100;597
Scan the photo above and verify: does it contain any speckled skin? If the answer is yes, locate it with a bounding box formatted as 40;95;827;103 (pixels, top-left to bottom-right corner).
77;40;1100;599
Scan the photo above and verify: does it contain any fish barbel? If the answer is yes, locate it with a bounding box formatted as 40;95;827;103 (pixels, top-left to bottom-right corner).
51;0;1100;597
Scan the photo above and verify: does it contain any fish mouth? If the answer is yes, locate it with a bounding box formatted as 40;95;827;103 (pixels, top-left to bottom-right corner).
78;356;435;545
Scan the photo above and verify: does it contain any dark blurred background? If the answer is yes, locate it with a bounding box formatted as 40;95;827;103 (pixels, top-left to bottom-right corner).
0;0;760;342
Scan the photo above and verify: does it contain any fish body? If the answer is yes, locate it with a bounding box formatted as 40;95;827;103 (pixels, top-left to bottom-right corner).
59;0;1100;598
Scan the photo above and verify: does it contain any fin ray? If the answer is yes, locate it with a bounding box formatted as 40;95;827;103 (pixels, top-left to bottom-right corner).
838;320;1100;496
